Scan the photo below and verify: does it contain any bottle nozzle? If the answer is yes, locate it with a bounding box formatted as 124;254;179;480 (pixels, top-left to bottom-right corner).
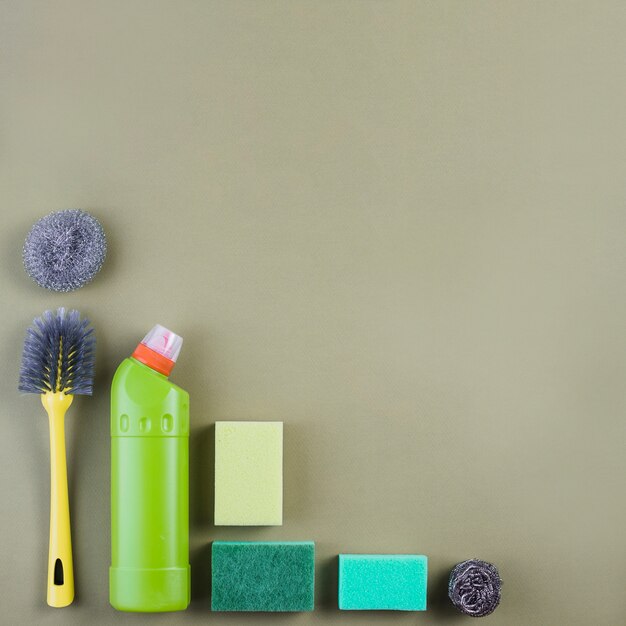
132;324;183;376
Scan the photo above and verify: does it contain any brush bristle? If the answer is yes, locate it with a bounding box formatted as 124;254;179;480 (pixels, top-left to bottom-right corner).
19;308;95;395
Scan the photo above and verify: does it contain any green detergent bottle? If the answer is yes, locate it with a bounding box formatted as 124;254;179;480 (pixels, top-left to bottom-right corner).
110;324;190;612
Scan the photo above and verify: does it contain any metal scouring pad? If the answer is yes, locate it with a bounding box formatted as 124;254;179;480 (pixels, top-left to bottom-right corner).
23;209;107;292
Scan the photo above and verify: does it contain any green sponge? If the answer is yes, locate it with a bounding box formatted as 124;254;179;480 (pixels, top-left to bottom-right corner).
214;421;283;525
338;554;428;611
211;541;315;612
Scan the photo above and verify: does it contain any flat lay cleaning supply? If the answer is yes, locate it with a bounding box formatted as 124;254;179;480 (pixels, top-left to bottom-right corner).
19;308;95;608
23;209;107;292
211;541;315;611
338;554;428;611
448;559;502;617
214;421;283;525
110;324;189;612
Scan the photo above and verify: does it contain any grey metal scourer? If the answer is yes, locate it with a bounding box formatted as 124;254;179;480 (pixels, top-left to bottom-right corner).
23;209;107;292
448;559;502;617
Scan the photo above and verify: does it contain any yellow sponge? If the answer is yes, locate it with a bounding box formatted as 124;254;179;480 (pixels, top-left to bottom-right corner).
214;421;283;526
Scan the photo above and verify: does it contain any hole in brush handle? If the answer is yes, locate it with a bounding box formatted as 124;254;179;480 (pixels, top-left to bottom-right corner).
54;559;64;586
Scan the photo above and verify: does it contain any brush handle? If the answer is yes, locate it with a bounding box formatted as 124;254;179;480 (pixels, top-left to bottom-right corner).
42;392;75;608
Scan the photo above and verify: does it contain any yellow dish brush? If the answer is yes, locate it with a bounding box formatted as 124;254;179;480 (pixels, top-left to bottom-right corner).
19;308;95;607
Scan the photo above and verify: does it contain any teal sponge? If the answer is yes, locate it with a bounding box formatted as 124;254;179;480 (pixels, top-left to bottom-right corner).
211;541;315;612
338;554;428;611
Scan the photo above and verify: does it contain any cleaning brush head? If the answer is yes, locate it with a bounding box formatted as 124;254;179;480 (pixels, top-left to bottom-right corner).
23;209;107;292
19;308;96;395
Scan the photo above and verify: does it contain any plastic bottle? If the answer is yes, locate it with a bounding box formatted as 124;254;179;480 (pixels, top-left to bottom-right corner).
110;324;190;612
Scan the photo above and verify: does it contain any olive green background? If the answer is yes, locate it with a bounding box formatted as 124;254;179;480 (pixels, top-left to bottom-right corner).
1;1;625;625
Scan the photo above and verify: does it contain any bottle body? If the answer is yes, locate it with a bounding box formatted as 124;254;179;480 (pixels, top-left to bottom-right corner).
110;357;190;612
